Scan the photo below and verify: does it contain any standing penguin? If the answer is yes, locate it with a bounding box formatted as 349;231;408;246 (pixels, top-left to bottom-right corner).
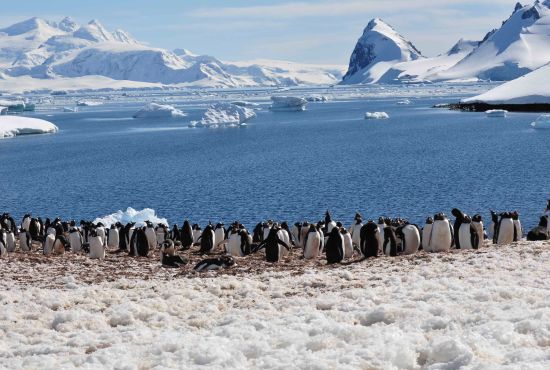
43;233;55;255
495;212;516;245
457;215;480;249
349;213;363;248
21;214;32;232
324;211;337;234
107;224;119;249
421;217;434;250
155;224;168;245
360;221;380;258
214;223;226;250
29;218;41;242
0;231;6;257
171;224;181;242
426;213;453;252
68;222;83;253
471;214;484;245
451;208;466;249
383;226;398;257
277;225;291;258
192;224;202;244
512;211;522;241
136;227;150;257
19;230;32;252
291;222;302;248
488;210;499;243
89;229;106;260
4;230;15;252
226;227;243;257
144;221;157;250
256;228;289;263
325;228;344;264
96;223;107;247
199;224;215;254
376;217;387;254
340;228;354;259
396;224;421;255
180;220;194;250
303;224;321;259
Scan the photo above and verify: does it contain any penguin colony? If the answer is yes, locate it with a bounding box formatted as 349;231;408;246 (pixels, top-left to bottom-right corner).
1;201;549;271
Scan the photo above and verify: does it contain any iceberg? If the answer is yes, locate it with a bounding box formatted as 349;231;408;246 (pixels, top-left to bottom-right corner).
531;114;550;129
92;207;168;227
76;100;103;106
0;115;58;138
270;96;308;111
397;99;412;105
485;109;507;117
365;112;389;119
193;102;256;128
306;95;329;102
132;102;186;119
231;101;259;108
62;106;78;112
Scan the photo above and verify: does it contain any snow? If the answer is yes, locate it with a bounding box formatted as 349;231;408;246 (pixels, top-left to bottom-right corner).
0;241;549;368
62;106;78;113
486;109;507;117
462;63;550;105
92;207;168;227
0;115;58;138
397;99;412;105
531;114;550;129
132;102;186;119
270;96;308;111
193;102;256;128
364;111;389;119
76;100;102;106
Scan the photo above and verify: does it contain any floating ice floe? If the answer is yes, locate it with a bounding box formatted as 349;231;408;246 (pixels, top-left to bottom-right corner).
132;102;186;118
485;109;507;118
305;95;329;102
93;207;168;227
365;111;389;119
270;96;308;111
231;101;259;108
62;107;78;113
76;100;103;106
531;114;550;129
0;116;58;139
190;102;256;128
397;99;412;105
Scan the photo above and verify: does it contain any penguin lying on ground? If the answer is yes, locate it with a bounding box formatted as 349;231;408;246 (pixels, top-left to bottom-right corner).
194;256;235;272
527;216;549;241
160;239;188;267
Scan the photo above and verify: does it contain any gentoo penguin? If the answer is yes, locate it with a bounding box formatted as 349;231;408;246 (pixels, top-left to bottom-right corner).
155;224;168;245
226;227;243;257
291;222;302;248
349;213;363;248
199;225;215;254
171;224;181;242
4;230;15;252
451;208;466;249
96;223;107;247
325;228;344;264
52;234;68;255
277;224;291;258
135;227;150;257
421;217;433;250
495;212;516;245
0;232;6;257
426;213;453;252
88;229;106;259
192;224;202;244
194;256;235;272
1;213;17;234
21;214;32;232
239;229;251;256
29;218;41;242
160;240;188;267
107;224;119;249
324;211;337;234
527;216;549;241
457;215;480;250
303;225;321;259
214;223;226;250
383;226;398;257
144;221;157;250
396;224;421;255
68;223;83;252
253;222;264;243
340;228;354;259
300;221;311;250
43;234;55;255
512;211;522;241
376;217;386;254
180;220;194;250
256;228;289;262
471;214;484;247
360;221;380;258
19;230;32;252
261;222;271;241
488;210;498;243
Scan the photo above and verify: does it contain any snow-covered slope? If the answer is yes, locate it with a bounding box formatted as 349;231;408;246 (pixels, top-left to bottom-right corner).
462;63;550;104
342;18;423;84
0;17;343;90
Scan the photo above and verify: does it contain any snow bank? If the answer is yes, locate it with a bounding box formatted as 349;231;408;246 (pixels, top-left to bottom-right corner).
485;109;507;117
365;111;389;119
270;96;308;111
132;102;186;119
531;114;550;129
0;115;58;138
192;102;256;128
92;207;168;227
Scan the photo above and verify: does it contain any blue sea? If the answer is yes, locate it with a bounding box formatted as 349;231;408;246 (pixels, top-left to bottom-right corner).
0;86;547;230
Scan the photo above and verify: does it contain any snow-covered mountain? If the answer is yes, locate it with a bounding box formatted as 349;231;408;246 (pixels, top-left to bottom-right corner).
0;17;344;91
342;0;550;84
341;18;423;84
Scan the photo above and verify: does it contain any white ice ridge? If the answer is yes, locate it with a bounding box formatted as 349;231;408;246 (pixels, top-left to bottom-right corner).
0;115;58;138
270;96;308;111
191;102;256;128
365;111;389;119
92;207;168;227
132;102;186;118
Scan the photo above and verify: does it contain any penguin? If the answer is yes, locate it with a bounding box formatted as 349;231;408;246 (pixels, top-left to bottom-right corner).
107;224;119;249
360;221;380;258
88;229;106;259
29;218;41;242
396;224;421;255
4;230;15;252
0;231;6;257
451;208;466;249
383;226;398;257
226;227;243;257
127;222;136;248
291;222;302;248
144;221;157;250
1;213;17;235
194;256;235;272
214;223;226;250
160;239;188;267
527;216;549;241
457;215;480;250
317;223;326;252
325;228;344;264
199;224;215;254
488;210;499;243
340;228;354;259
495;212;516;245
512;211;522;241
239;229;251;256
471;214;484;247
53;234;68;255
277;225;291;258
68;223;83;252
255;228;289;262
43;233;55;255
303;224;321;259
300;221;311;250
21;214;32;232
155;224;168;245
427;213;453;252
180;220;194;250
262;222;271;241
192;224;202;244
349;213;363;248
19;230;32;252
376;217;386;254
253;222;264;243
135;227;150;257
421;217;433;250
324;211;337;234
171;224;181;242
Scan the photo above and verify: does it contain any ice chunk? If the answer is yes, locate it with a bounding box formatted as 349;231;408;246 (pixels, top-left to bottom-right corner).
531;114;550;129
132;102;186;118
305;95;329;102
93;207;168;227
0;116;58;139
270;96;308;111
365;111;389;119
485;109;507;117
397;99;412;105
76;100;103;106
62;107;78;113
193;102;256;128
231;101;259;108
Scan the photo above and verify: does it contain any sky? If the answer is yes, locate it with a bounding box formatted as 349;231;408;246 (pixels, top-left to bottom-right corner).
0;0;522;65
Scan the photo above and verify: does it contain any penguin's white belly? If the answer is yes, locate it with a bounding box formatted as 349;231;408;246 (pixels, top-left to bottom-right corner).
20;233;31;252
215;230;225;248
22;218;30;231
497;219;515;244
458;225;473;249
343;234;353;258
108;230;119;249
226;236;242;257
44;234;55;255
145;228;156;248
351;225;362;247
472;222;484;248
422;225;433;251
69;233;82;252
89;237;105;259
192;230;201;244
304;233;320;259
5;233;15;252
378;225;385;254
402;226;420;255
429;222;452;252
155;231;165;245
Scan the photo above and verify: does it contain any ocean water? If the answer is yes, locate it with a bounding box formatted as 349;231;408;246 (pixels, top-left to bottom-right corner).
0;87;547;230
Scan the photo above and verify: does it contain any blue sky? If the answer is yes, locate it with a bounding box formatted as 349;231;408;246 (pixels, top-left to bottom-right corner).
1;0;520;64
